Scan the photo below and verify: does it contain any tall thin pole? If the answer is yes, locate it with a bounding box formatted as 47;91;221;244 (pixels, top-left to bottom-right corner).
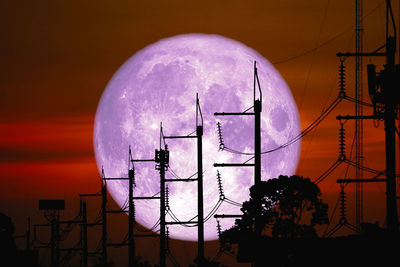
82;201;88;267
50;213;55;267
355;0;364;229
101;176;108;266
254;63;262;186
254;62;262;267
157;141;167;267
50;211;60;267
26;217;30;251
197;95;205;265
163;95;206;265
385;36;398;233
254;100;261;186
385;102;397;232
128;161;135;267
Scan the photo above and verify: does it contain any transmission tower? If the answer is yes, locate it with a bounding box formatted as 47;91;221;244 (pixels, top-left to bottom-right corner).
336;0;399;233
355;0;364;229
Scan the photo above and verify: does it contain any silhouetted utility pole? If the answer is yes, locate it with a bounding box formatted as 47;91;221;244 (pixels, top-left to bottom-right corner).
26;217;31;250
18;217;31;250
79;175;107;266
214;61;262;182
37;200;65;267
101;174;108;266
156;144;168;267
214;61;263;266
130;141;165;267
254;65;262;186
35;199;96;266
383;35;398;233
14;217;32;252
354;0;364;228
163;94;205;265
128;148;135;267
197;99;205;264
102;155;139;267
337;0;399;233
81;200;88;267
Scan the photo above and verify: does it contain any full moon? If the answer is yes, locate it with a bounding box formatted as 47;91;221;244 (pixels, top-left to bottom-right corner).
94;33;301;241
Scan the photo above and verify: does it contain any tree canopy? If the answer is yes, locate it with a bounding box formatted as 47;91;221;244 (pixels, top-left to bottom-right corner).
221;175;329;245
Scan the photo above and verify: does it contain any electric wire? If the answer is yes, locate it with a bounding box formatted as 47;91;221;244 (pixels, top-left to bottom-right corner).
323;194;340;236
219;95;343;156
314;159;343;185
343;158;383;174
136;218;161;233
164;191;242;227
166;199;224;227
298;73;337;173
272;0;385;65
224;198;242;207
297;0;331;110
167;167;198;180
344;95;374;107
204;200;224;222
167;252;180;267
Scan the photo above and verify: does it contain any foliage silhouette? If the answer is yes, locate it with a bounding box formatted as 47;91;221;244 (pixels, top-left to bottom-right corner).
0;212;17;266
220;175;329;248
189;257;227;267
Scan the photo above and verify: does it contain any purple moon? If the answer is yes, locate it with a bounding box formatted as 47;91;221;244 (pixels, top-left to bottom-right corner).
94;33;301;241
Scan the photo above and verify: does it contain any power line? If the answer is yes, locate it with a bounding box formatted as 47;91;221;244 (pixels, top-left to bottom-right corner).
272;0;385;65
217;95;344;156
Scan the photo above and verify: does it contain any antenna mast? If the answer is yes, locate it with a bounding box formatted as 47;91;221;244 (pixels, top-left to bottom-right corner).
355;0;364;229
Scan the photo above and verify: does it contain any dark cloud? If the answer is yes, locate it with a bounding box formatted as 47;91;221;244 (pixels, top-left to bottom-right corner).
0;146;93;163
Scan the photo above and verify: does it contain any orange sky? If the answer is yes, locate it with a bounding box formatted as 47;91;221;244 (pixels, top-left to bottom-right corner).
1;0;399;265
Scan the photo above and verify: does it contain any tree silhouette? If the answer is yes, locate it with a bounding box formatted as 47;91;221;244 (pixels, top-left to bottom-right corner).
189;257;227;267
0;212;17;266
221;175;329;245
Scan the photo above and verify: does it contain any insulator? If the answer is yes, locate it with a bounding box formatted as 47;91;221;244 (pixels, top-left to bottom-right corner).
338;124;346;160
132;201;136;224
166;226;170;252
216;171;225;200
128;169;136;187
216;219;225;249
338;61;346;97
216;219;222;237
216;122;225;151
339;186;347;219
165;186;170;210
